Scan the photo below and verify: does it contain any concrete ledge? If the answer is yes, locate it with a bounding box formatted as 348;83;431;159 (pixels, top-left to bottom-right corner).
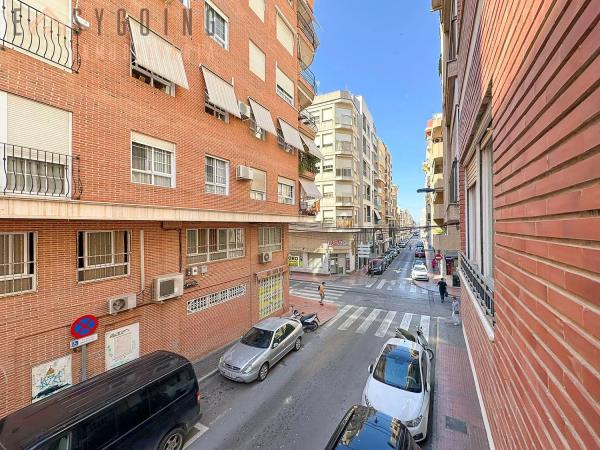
0;197;315;224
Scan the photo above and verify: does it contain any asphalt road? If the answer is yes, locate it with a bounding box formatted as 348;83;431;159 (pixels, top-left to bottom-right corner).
189;244;451;450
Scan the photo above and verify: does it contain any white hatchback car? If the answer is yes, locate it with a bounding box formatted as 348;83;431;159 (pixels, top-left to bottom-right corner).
411;264;429;281
362;338;432;442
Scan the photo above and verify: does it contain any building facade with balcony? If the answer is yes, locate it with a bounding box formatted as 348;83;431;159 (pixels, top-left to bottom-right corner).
0;0;319;416
433;0;599;449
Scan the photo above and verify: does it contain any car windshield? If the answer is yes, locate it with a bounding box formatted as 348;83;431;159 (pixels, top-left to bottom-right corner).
241;327;273;349
373;345;422;393
413;265;427;271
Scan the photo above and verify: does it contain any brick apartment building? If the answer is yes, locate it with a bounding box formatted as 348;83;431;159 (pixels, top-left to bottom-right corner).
434;0;599;448
0;0;319;415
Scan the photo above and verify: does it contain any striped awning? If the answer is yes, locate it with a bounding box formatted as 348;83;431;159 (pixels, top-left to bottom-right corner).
278;119;304;151
300;133;324;159
299;178;322;199
201;66;241;118
374;210;382;220
248;98;277;135
128;17;189;89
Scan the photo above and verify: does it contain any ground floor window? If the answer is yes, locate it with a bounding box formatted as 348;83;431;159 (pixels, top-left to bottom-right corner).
77;231;130;282
186;228;245;265
258;273;284;319
187;284;247;314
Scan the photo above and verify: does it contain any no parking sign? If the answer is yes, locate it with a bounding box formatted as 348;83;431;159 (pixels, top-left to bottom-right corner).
70;315;98;339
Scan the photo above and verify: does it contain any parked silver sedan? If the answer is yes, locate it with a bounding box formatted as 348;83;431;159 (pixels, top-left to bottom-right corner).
218;317;304;383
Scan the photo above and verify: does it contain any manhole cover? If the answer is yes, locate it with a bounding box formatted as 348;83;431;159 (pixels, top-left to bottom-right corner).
446;416;468;434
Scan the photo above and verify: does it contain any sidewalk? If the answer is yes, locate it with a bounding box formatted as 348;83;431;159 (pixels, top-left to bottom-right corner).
192;297;338;382
428;317;489;450
414;249;460;297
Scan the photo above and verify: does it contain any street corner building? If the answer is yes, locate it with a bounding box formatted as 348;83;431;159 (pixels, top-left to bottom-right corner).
0;0;320;415
434;0;600;448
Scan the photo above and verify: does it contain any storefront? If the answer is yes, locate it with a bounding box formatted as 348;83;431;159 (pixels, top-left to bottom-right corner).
288;231;356;274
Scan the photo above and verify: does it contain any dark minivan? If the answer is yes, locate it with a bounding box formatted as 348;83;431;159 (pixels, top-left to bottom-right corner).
0;351;200;450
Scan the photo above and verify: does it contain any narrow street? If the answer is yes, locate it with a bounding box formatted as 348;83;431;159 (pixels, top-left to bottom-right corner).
188;245;488;450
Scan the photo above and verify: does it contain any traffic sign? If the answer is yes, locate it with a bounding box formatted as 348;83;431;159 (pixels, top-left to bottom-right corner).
69;333;98;349
70;315;98;339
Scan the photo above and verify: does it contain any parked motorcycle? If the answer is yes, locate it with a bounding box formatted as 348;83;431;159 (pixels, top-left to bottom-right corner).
291;306;320;332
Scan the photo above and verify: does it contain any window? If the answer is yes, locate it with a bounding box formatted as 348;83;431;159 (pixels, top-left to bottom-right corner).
321;108;333;128
321;159;334;173
180;0;191;6
205;156;229;195
323;210;334;223
74;407;117;450
321;133;334;151
131;50;175;96
251;168;267;200
0;232;35;296
77;231;130;282
186;228;245;265
113;391;149;434
322;184;334;198
449;159;458;203
205;1;228;49
249;0;265;21
204;90;230;122
276;12;294;55
259;226;282;252
277;177;295;204
6;157;67;196
148;369;194;414
187;284;247;314
249;41;266;81
131;134;175;188
276;66;295;106
480;142;494;278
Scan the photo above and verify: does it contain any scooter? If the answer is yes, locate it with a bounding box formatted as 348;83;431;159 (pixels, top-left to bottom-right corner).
291;306;320;331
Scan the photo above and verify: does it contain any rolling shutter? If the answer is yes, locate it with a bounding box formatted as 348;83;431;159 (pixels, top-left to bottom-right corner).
276;67;295;101
276;13;294;55
249;41;266;81
466;155;477;187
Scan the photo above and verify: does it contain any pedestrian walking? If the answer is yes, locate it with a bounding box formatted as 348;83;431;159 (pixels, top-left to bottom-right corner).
318;282;326;305
452;297;461;326
437;278;448;303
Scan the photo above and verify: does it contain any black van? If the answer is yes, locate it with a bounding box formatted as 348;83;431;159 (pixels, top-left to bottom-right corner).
0;351;200;450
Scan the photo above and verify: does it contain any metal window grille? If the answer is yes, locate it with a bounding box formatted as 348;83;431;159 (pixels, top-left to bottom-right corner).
0;232;35;296
131;142;173;187
187;283;246;314
186;228;245;265
205;156;228;195
77;231;130;282
258;226;282;252
258;273;283;319
205;4;228;48
278;182;294;205
204;90;229;122
131;51;175;96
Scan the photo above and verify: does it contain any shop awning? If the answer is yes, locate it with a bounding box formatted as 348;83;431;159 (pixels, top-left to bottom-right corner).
300;133;324;159
299;178;322;199
278;119;304;151
201;66;241;118
128;17;189;89
248;98;277;135
374;210;382;220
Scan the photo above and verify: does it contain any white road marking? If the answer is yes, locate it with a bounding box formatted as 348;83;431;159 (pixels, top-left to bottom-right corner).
420;315;431;339
375;310;397;337
338;307;366;330
410;284;416;293
376;280;386;289
365;280;377;288
183;423;209;449
356;309;382;334
400;313;413;330
325;305;354;327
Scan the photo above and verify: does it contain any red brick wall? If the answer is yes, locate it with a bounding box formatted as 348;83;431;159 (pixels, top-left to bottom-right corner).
0;220;290;416
458;0;600;448
0;0;302;214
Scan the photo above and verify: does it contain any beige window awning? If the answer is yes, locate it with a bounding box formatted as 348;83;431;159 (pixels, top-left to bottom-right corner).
278;119;304;151
248;98;277;135
299;178;322;199
374;210;382;220
300;133;324;159
201;66;241;118
128;17;189;89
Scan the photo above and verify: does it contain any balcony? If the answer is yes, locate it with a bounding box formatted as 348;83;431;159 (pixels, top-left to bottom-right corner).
446;203;459;224
1;142;82;199
299;200;318;217
336;218;353;228
298;109;318;134
335;168;353;179
299;61;317;93
433;203;445;224
335;141;353;155
335;115;353;130
299;151;319;179
460;252;495;322
336;195;353;206
1;0;81;72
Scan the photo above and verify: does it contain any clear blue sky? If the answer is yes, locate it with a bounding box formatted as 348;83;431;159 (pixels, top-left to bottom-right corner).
311;0;442;223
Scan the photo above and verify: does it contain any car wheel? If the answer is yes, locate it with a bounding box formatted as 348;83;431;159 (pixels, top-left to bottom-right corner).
158;427;185;450
294;336;302;351
258;362;269;382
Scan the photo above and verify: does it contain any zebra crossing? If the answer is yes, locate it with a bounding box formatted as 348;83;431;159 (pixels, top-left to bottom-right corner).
290;278;426;296
324;304;433;340
289;284;346;303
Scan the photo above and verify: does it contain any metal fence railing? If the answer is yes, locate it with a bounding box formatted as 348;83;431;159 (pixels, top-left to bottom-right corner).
460;252;495;321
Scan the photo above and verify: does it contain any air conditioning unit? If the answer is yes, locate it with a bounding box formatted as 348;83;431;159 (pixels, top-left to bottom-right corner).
259;252;272;264
107;293;137;315
153;273;184;302
236;165;254;180
239;101;251;119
